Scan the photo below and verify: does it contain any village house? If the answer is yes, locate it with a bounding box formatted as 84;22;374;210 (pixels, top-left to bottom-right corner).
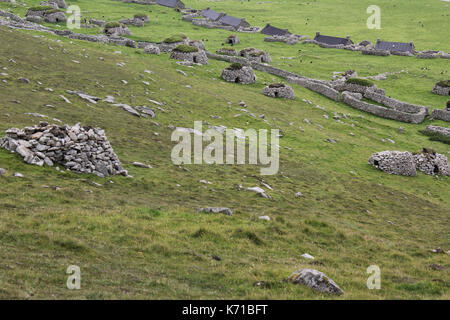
218;14;250;30
261;23;290;36
314;32;353;46
375;39;415;54
201;8;225;21
157;0;185;10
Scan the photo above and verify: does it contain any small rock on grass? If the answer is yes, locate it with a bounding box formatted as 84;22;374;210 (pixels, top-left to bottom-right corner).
197;207;232;216
0;168;5;176
132;162;152;169
287;269;343;295
258;215;271;221
13;172;24;178
301;253;315;260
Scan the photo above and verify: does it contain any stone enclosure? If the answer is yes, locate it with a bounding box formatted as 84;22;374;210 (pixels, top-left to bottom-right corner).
369;149;449;176
262;83;295;99
221;64;256;84
0;123;128;177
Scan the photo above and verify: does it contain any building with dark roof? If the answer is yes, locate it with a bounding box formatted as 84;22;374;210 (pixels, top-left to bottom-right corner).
201;7;225;21
314;32;353;46
375;39;415;53
218;14;250;29
261;23;290;36
156;0;185;9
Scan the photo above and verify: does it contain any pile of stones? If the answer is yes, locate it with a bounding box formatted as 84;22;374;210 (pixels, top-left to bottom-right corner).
239;48;272;63
0;122;128;177
221;63;256;84
262;83;295;99
432;81;450;96
169;45;209;65
216;47;237;56
369;149;449;176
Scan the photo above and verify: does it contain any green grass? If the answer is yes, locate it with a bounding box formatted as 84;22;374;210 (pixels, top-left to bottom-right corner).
0;0;449;300
28;6;53;12
104;22;122;29
173;44;198;53
163;35;185;44
227;62;244;70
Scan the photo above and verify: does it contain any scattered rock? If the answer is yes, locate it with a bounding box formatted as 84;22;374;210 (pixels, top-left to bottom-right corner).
132;161;152;169
287;269;343;295
301;253;315;260
197;207;233;216
258;215;271;221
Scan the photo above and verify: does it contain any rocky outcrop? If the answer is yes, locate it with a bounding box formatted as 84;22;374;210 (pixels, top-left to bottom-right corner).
262;84;295;99
368;151;418;176
197;207;233;216
0;123;128;177
287;269;344;295
221;65;256;84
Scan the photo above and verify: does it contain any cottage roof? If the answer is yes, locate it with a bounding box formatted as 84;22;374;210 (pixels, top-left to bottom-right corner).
375;40;414;52
201;8;224;21
314;32;353;45
218;15;244;27
157;0;184;9
261;24;290;36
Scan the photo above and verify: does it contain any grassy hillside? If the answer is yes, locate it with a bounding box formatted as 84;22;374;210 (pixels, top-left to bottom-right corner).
0;0;448;299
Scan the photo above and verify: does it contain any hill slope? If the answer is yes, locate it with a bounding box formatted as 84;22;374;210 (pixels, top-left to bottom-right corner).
0;0;449;299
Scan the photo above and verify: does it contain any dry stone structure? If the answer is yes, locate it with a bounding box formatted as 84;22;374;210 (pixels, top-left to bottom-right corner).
424;125;450;139
368;151;418;176
0;123;128;177
369;150;449;176
239;48;272;63
262;84;295;99
432;82;450;96
169;46;208;64
144;44;160;55
341;91;429;124
221;64;256;84
104;24;131;36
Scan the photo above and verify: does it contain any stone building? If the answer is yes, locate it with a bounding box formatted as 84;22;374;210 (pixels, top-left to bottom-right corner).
169;45;208;64
221;64;256;84
262;83;295;99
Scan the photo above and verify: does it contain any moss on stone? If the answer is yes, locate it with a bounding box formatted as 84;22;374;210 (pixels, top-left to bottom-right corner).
345;78;374;87
173;44;198;53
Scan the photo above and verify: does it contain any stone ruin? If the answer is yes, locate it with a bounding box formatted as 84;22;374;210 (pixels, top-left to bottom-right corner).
144;44;160;55
341;88;429;124
26;6;67;24
119;14;150;27
0;122;128;177
239;48;272;63
221;63;256;84
104;23;131;37
169;45;209;65
432;81;450;96
264;34;305;45
216;47;237;56
40;0;67;9
262;83;295;99
369;149;449;176
424;125;450;139
369;151;417;176
225;34;239;45
188;40;206;50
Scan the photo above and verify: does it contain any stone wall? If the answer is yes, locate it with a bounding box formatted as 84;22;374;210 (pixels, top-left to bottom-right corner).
431;109;450;122
341;91;428;123
424;125;450;138
170;49;208;64
364;90;429;115
0;123;128;177
432;84;450;96
368;151;417;176
288;77;340;101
